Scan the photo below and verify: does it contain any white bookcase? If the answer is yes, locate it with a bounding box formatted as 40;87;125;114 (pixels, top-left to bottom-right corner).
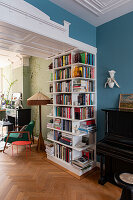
47;48;97;177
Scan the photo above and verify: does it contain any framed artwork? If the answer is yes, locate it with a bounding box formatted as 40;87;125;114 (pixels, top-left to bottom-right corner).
119;94;133;109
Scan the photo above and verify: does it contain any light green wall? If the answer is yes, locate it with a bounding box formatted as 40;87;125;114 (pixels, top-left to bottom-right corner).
29;56;51;139
2;65;23;99
23;66;30;108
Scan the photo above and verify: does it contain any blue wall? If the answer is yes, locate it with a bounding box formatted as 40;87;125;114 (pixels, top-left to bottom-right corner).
97;11;133;140
25;0;96;47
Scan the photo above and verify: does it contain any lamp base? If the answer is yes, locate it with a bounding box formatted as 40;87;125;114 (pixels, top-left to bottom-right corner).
37;132;45;152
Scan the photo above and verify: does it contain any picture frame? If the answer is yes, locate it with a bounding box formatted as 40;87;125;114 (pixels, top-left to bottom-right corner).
119;94;133;109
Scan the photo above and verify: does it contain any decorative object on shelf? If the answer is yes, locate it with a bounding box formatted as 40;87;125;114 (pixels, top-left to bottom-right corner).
74;53;81;63
15;97;23;109
119;94;133;109
105;70;120;88
27;92;51;152
48;62;53;70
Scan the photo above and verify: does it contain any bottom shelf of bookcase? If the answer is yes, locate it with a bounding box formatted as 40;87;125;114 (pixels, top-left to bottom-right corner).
47;154;95;177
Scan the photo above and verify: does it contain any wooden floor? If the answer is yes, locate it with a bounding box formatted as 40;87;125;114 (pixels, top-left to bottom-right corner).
0;145;121;200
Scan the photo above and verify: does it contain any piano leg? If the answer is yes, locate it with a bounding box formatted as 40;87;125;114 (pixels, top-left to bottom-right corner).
98;155;106;185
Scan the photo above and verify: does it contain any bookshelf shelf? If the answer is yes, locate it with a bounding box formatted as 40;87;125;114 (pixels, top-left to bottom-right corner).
47;104;95;107
47;155;96;176
47;48;97;177
53;63;95;70
54;64;71;70
47;137;94;151
47;126;92;137
48;92;95;94
72;63;95;68
53;77;95;82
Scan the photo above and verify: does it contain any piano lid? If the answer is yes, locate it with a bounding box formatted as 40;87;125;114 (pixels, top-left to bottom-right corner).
102;108;133;113
102;108;133;139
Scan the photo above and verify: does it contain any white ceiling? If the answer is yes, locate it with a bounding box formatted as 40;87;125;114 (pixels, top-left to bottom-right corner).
0;21;75;61
50;0;133;26
0;49;23;68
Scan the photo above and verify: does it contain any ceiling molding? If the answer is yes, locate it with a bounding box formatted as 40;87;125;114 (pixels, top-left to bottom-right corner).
50;0;133;26
74;0;131;16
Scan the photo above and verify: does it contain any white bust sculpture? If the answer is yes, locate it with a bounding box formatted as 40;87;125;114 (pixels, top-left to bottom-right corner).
105;70;120;88
15;97;23;109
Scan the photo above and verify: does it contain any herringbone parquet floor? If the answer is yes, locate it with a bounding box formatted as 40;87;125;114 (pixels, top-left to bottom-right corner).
0;145;121;200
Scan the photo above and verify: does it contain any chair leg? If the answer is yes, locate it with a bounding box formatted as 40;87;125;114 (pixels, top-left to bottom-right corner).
12;145;13;156
26;145;27;158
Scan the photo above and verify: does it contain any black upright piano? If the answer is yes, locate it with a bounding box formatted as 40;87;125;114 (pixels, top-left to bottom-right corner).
97;108;133;185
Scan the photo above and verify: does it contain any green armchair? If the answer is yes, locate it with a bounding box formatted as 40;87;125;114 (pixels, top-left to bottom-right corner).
3;120;35;152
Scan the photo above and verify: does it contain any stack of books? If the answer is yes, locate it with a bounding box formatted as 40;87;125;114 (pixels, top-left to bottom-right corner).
78;120;96;134
54;119;61;130
54;131;72;146
72;156;93;170
73;80;87;92
47;123;54;128
73;80;95;92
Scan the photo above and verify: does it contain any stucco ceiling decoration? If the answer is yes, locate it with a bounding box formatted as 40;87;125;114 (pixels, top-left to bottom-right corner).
50;0;133;26
74;0;131;16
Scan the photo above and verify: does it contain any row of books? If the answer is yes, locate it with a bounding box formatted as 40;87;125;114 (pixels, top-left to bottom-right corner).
78;120;96;134
83;67;95;79
56;107;72;119
56;81;71;92
59;134;72;146
74;52;95;66
78;93;95;105
54;144;72;163
55;68;71;80
54;54;71;68
54;52;95;68
56;94;72;105
75;107;94;120
73;79;95;92
54;119;72;132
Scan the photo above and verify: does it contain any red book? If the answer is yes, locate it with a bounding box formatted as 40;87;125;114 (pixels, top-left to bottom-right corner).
69;54;71;64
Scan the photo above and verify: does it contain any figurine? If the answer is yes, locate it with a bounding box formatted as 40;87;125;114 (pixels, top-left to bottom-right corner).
15;97;23;109
105;70;120;88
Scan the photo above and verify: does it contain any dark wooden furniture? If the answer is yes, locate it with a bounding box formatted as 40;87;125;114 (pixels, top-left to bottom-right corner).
114;173;133;200
6;109;31;128
96;108;133;185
